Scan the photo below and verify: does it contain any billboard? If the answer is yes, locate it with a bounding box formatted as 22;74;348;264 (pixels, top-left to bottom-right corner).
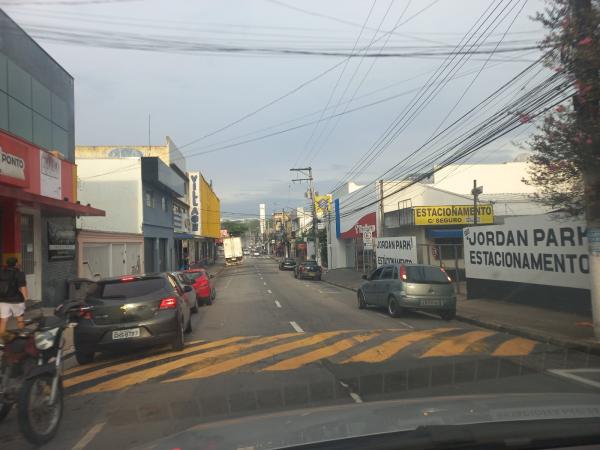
414;204;493;226
314;195;332;217
375;236;417;267
188;172;202;236
463;215;589;289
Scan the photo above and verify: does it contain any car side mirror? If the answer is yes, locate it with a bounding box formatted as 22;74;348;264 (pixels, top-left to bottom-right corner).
362;274;368;280
184;285;193;292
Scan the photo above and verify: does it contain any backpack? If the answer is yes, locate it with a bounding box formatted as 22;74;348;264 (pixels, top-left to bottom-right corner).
0;269;17;298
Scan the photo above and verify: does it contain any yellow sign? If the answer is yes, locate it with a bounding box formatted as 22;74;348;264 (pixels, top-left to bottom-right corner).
413;204;494;226
314;195;332;216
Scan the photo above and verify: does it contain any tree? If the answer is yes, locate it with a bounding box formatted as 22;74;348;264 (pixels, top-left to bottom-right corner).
529;0;600;338
220;220;249;237
526;0;600;215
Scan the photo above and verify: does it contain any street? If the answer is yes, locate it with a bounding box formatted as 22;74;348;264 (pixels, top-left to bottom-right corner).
2;257;600;449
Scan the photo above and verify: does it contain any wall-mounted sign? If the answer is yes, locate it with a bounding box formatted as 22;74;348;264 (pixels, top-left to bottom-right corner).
48;221;76;261
363;229;373;250
375;236;417;267
463;215;589;289
314;194;332;216
188;172;202;236
414;204;494;226
0;145;26;181
40;151;62;199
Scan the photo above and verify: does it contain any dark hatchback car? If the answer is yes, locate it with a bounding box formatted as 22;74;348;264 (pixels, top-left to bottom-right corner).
357;264;456;320
294;261;322;280
279;258;296;271
73;273;193;364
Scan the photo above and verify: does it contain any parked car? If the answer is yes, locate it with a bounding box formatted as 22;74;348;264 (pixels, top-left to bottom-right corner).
294;260;322;280
253;251;261;256
243;249;250;256
182;268;216;306
73;273;194;364
357;264;456;320
279;258;296;270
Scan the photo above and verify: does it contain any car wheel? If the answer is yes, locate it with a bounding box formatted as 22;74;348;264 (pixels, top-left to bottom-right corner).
75;348;95;365
357;291;366;309
190;298;199;314
171;317;185;351
211;288;216;301
185;314;193;334
440;309;456;321
388;296;402;318
206;293;213;305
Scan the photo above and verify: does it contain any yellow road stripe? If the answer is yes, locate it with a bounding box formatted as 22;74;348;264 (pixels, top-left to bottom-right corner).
64;336;245;388
72;333;297;395
165;331;344;383
420;331;495;358
492;337;536;356
342;328;455;363
263;333;379;371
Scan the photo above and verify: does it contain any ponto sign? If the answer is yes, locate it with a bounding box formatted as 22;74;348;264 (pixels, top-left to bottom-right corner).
0;146;26;180
414;204;493;226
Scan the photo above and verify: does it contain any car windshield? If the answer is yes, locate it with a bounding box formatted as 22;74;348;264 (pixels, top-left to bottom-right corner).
98;278;164;299
404;266;450;284
9;0;600;448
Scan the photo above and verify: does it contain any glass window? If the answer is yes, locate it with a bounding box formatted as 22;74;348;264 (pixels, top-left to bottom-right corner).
52;124;68;156
162;196;167;211
369;267;383;280
145;191;154;208
7;60;31;106
381;267;394;280
405;266;450;284
33;112;52;150
0;52;7;91
8;97;32;141
0;91;7;131
51;93;69;129
32;78;51;119
98;277;164;299
393;266;399;279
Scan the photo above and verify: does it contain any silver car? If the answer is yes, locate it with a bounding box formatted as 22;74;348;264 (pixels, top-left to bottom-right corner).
357;264;456;320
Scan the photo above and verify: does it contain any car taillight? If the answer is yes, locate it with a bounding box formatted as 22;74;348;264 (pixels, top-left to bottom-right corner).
399;265;407;281
120;276;136;281
79;306;93;320
159;297;177;309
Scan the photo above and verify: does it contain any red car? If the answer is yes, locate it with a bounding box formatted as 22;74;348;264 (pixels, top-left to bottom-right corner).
182;269;216;306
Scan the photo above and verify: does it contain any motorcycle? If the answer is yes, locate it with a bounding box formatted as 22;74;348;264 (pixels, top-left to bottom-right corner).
0;301;83;445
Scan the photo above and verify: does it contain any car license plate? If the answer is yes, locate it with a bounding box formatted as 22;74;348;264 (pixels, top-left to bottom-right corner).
112;328;140;340
421;299;441;306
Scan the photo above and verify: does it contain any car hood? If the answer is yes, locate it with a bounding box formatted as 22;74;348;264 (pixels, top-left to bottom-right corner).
139;393;600;450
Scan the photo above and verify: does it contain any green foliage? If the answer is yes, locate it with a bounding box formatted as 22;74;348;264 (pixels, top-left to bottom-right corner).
220;220;249;237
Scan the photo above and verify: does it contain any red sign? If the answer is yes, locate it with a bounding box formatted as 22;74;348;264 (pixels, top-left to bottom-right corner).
0;133;29;188
340;212;377;240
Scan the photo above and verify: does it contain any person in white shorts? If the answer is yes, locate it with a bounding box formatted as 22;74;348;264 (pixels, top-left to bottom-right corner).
0;256;29;337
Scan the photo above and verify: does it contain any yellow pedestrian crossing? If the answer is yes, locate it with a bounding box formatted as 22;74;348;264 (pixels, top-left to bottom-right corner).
420;331;495;358
263;333;379;371
342;328;455;363
64;328;540;396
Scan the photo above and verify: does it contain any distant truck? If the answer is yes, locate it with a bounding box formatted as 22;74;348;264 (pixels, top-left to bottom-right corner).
223;237;243;266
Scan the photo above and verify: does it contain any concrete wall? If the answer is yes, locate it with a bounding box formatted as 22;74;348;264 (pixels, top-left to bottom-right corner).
76;158;143;234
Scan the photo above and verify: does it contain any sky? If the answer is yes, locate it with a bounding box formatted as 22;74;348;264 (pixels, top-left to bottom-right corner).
1;0;548;218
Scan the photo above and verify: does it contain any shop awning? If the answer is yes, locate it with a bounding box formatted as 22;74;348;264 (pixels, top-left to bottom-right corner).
174;233;196;239
0;185;105;216
426;228;463;239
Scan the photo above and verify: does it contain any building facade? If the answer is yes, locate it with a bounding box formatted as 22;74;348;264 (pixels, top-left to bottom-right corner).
0;11;104;305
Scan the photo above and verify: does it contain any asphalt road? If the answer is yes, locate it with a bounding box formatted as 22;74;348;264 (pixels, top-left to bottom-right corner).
2;257;600;449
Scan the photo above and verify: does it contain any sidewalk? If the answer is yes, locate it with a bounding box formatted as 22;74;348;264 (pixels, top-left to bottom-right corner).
323;267;600;355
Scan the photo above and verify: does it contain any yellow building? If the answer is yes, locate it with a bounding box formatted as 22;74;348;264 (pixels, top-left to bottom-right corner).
199;174;221;239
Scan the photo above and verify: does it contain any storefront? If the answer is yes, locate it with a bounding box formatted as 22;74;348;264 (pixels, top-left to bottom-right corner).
0;131;104;305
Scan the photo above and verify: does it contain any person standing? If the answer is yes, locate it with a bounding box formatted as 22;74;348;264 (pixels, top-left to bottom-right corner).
0;256;29;336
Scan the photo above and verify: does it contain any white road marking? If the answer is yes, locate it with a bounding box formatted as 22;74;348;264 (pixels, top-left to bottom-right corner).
339;381;363;403
71;422;106;450
224;278;232;289
275;301;282;308
397;320;414;329
318;289;341;294
549;369;600;389
289;321;304;333
263;282;267;286
267;289;272;294
377;313;390;319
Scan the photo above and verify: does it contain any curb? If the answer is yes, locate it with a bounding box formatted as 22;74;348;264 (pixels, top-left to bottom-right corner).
323;278;600;356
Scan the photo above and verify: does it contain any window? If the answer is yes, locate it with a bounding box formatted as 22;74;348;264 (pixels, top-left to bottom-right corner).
393;266;399;279
380;267;394;280
145;190;154;208
162;196;167;211
405;266;451;284
98;278;164;299
369;267;383;280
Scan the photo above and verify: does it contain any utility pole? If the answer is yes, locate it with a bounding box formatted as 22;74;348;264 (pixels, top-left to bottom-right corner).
471;180;483;225
571;0;600;338
290;167;319;264
379;180;385;238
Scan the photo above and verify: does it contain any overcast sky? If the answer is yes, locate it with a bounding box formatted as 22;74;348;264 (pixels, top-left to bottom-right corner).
2;0;547;218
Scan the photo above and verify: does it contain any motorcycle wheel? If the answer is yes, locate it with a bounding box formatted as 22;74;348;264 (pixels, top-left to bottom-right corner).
18;374;63;445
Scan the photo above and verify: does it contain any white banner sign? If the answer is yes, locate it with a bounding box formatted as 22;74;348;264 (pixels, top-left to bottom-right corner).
375;236;417;267
40;152;61;199
363;229;373;249
0;146;26;180
463;215;589;289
